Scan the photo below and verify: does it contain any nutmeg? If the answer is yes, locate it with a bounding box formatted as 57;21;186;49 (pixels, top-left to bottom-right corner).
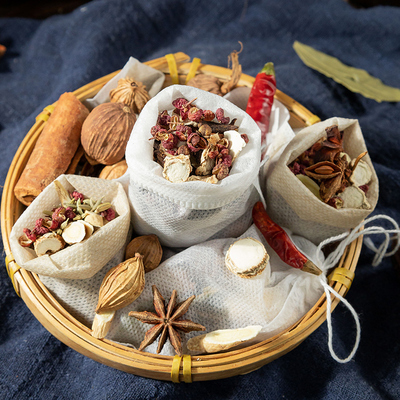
125;235;163;273
99;160;128;180
81;102;136;165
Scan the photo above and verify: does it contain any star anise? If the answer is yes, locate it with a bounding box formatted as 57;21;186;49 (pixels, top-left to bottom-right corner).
129;285;206;356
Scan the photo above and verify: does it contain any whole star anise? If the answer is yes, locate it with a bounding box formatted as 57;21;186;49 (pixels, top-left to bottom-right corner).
129;285;206;356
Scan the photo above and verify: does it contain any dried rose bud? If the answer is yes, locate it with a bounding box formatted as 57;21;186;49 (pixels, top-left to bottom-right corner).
188;107;203;122
208;150;219;159
216;108;230;124
203;110;215;121
71;191;85;202
162;133;179;150
23;228;37;242
101;208;116;221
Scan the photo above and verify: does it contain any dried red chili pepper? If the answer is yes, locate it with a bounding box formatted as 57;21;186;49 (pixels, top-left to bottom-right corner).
252;202;322;275
246;62;276;147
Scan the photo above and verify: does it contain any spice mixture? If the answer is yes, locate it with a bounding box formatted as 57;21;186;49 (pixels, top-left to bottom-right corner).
151;97;249;183
288;124;372;209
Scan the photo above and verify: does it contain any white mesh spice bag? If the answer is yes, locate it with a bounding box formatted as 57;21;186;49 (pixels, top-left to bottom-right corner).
265;117;379;244
9;174;131;279
125;85;263;247
38;224;326;357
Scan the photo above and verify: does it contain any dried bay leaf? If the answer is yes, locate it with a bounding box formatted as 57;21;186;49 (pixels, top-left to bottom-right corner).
293;41;400;102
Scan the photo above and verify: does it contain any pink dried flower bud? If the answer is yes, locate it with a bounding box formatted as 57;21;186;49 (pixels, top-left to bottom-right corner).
203;110;215;121
33;225;50;236
172;98;189;109
222;154;233;167
71;191;85;202
157;110;171;127
216;108;230;124
188;107;203;122
23;228;37;242
187;132;207;152
162;133;179;150
101;208;116;221
65;207;76;220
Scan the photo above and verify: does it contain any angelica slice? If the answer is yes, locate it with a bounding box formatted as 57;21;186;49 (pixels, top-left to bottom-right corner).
62;221;87;244
338;185;371;209
34;232;65;257
84;211;104;227
187;325;262;353
224;130;246;161
225;237;269;278
162;154;192;183
350;159;372;187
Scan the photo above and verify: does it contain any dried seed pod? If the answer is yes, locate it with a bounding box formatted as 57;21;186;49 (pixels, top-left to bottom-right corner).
109;78;150;114
304;161;341;180
99;160;128;180
162;154;192;183
34;232;65;257
124;235;163;273
92;254;145;339
187;325;262;354
187;74;222;95
225;237;269;278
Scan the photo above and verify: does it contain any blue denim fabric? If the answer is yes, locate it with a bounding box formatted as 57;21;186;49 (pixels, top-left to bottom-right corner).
1;0;400;398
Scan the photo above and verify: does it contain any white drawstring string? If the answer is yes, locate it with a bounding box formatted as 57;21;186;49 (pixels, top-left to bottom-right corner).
317;214;400;362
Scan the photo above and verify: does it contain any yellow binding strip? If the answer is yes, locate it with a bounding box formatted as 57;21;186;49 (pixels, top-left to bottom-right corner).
165;53;180;85
171;355;182;383
35;104;55;123
182;354;192;383
306;114;321;126
185;58;201;84
328;267;355;292
5;255;21;297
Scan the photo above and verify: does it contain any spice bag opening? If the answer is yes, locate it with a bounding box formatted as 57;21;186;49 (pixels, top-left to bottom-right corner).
265;117;379;244
83;57;165;111
9;174;131;279
125;85;262;247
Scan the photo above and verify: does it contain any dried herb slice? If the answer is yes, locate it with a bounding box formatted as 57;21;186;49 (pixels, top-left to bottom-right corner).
293;41;400;103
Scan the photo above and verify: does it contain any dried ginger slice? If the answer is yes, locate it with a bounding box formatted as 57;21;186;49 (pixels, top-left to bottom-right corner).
187;325;262;353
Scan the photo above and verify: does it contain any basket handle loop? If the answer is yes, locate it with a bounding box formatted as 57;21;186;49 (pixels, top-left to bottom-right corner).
185;58;201;84
171;355;192;383
165;54;180;85
5;255;21;297
36;105;55;123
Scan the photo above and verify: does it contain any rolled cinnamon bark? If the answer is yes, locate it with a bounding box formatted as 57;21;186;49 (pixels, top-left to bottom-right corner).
14;92;89;206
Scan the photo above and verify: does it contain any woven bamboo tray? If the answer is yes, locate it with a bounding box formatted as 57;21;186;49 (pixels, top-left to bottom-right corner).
1;52;362;382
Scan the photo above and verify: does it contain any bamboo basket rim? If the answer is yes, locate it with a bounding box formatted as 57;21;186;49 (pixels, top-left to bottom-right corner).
1;52;362;382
